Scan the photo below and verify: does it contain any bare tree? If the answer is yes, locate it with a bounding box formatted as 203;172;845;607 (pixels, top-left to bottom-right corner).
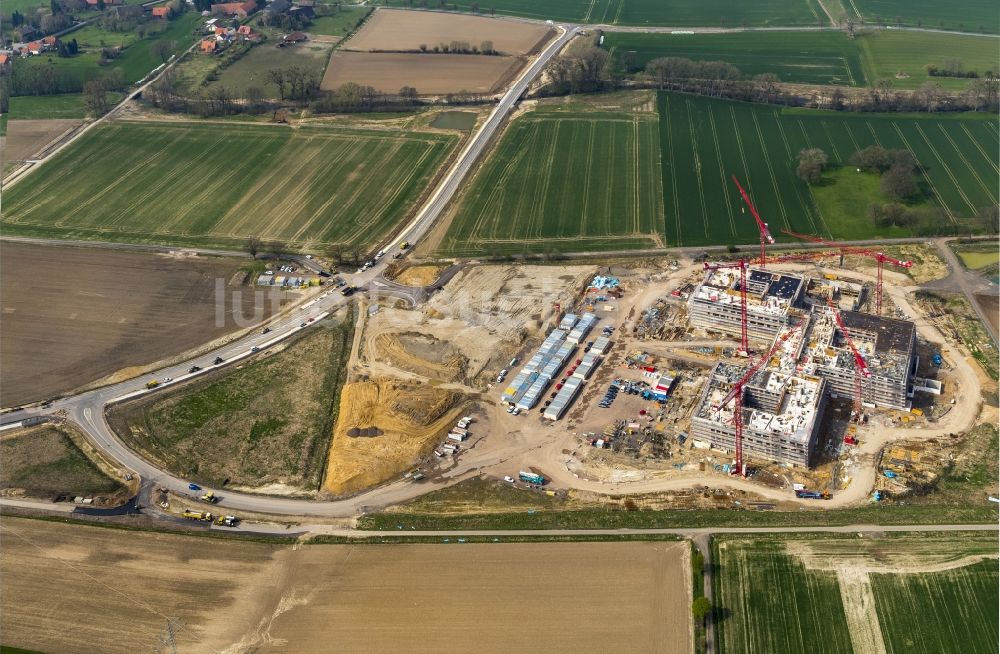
245;235;262;259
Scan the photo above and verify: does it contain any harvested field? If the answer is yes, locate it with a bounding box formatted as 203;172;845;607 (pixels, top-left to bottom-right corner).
322;51;521;95
1;119;81;164
0;517;692;654
975;294;999;334
323;379;466;495
344;8;552;55
108;317;353;493
2;120;456;250
393;264;445;286
0;241;282;407
0;423;126;501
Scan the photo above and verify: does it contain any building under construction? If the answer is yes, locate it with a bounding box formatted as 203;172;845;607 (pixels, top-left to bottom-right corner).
688;268;806;343
690;323;827;467
801;307;915;410
688;299;915;466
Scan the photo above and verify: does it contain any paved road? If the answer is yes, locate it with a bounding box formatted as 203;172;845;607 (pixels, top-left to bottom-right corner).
926;238;999;345
0;25;579;518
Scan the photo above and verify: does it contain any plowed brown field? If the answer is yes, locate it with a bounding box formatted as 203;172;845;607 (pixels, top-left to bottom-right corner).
344;8;552;55
322;51;521;95
0;241;283;406
0;517;693;654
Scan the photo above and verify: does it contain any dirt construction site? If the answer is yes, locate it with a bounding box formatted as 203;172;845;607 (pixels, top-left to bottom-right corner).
0;516;693;654
329;239;995;511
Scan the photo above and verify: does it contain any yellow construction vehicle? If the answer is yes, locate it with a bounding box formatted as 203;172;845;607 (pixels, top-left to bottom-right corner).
200;491;219;504
182;510;213;521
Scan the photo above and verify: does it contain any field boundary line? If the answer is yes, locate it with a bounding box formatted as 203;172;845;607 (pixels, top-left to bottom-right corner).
685;100;711;240
913;122;977;214
709;107;737;235
662;96;683;247
836;569;888;654
934;124;997;201
631;117;641;234
891;123;955;222
957;124;1000;175
750;110;791;230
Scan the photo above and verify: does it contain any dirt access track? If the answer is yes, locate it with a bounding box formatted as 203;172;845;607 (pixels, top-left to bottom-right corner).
0;241;283;407
344;8;553;55
322;51;522;95
1;517;692;654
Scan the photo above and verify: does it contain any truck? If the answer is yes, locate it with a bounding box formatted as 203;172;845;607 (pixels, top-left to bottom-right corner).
794;489;831;500
450;427;468;437
215;515;239;527
518;470;546;485
182;510;213;521
447;433;466;442
200;491;219;504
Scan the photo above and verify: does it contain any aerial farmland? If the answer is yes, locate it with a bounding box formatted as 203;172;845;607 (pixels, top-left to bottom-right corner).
2;120;456;250
0;1;997;653
322;8;553;96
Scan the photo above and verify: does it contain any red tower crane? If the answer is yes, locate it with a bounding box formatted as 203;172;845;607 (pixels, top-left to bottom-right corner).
713;319;805;477
781;230;913;315
704;259;750;356
732;176;774;267
704;250;843;356
826;297;872;422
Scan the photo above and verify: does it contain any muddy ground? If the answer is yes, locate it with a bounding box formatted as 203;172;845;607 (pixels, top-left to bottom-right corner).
0;517;692;654
0;241;285;406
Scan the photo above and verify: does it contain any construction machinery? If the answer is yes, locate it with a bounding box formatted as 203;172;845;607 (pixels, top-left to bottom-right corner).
782;230;913;315
200;491;219;504
215;515;239;527
713;319;806;477
826;297;872;422
731;176;774;267
182;510;213;521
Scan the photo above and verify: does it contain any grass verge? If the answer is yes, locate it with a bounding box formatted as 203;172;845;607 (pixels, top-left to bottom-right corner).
107;314;354;491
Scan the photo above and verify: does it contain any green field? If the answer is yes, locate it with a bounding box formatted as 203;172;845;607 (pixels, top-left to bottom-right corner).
308;5;372;36
208;40;334;98
873;560;999;654
385;0;827;26
108;317;353;490
604;31;867;85
714;533;998;654
856;31;1000;89
2;120;456;250
0;425;125;498
713;538;854;654
5;91;126;120
658;93;999;246
440;92;998;253
440;110;664;255
851;0;999;34
17;12;200;85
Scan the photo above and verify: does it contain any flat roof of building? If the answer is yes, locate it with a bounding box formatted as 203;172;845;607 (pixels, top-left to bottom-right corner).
842;310;915;355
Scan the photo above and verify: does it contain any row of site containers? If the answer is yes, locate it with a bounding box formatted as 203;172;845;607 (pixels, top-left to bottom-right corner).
573;352;601;380
559;313;578;331
591;335;612;355
567;313;597;344
544;376;583;420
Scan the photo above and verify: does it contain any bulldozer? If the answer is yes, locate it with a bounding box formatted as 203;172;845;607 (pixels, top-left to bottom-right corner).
200;491;219;504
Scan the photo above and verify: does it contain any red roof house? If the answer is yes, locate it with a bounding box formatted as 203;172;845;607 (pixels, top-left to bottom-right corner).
200;38;217;53
151;6;170;17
